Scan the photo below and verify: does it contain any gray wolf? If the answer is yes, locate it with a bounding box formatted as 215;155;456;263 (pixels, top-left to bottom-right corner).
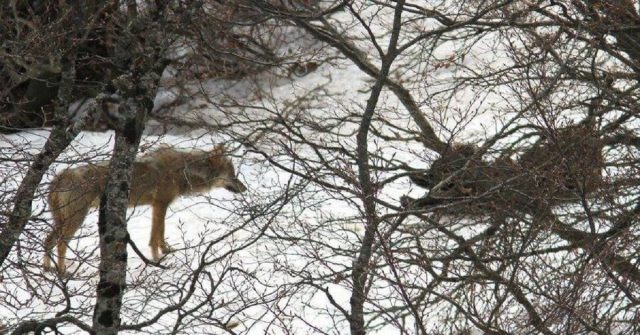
43;144;246;273
406;124;603;213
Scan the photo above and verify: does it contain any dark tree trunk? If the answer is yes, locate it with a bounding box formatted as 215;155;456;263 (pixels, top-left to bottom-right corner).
349;2;405;334
0;51;79;268
92;102;146;335
91;14;166;328
0;123;77;267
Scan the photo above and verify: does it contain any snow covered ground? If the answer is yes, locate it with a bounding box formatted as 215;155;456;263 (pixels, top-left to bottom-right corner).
2;3;634;334
0;43;377;334
0;23;492;335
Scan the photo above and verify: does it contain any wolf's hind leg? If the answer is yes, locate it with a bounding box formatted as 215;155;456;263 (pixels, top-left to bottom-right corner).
56;240;69;274
45;205;89;274
43;224;74;274
44;207;67;272
43;230;58;271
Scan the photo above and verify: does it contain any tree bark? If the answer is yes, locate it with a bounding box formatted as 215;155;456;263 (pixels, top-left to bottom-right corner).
92;102;146;335
350;2;405;334
0;51;79;267
0;124;77;267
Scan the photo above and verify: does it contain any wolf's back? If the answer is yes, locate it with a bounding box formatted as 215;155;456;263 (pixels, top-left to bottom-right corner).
48;164;108;222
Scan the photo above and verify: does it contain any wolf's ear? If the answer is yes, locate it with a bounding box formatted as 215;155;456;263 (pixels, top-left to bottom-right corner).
212;144;225;156
209;144;225;165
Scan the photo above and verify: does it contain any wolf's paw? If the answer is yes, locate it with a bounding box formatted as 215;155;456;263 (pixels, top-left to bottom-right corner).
160;243;175;254
288;61;319;77
43;265;70;278
400;195;415;208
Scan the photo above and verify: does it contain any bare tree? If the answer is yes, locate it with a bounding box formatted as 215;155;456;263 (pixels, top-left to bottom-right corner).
1;1;327;334
3;0;640;334
255;0;640;333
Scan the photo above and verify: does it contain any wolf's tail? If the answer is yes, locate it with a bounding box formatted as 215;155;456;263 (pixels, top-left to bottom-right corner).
44;176;67;268
43;170;99;269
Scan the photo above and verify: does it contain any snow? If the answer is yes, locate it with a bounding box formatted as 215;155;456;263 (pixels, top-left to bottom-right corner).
0;17;495;334
2;4;637;335
0;51;373;333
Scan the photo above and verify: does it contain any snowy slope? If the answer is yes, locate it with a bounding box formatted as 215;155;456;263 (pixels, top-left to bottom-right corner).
1;5;617;334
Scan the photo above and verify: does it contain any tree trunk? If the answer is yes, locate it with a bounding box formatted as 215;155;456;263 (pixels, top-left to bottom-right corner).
350;2;405;334
0;124;77;267
0;52;79;267
92;102;146;335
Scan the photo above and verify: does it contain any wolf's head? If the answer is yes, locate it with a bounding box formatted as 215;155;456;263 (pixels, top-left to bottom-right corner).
208;144;247;194
409;144;478;195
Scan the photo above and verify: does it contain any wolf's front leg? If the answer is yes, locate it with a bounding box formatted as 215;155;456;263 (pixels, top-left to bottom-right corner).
150;201;170;261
